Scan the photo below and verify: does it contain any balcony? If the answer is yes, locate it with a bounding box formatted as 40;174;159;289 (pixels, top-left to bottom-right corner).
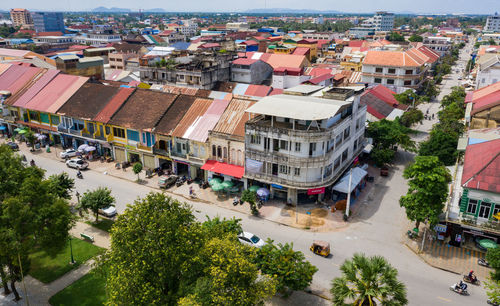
246;148;335;168
2;115;19;122
81;132;93;139
69;129;82;136
57;125;69;133
170;150;187;159
153;147;169;157
136;143;152;152
456;213;500;235
95;134;106;141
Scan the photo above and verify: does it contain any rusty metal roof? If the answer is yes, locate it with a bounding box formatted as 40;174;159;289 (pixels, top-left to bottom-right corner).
155;95;197;136
109;89;178;131
212;98;256;137
171;98;212;138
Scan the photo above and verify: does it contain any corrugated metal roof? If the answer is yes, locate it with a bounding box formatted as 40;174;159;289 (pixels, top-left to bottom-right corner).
11;69;60;107
171;98;212;138
208;91;231;100
185;99;230;142
0;48;30;57
212;98;256;137
246;94;349;121
6;67;41;95
93;87;135;123
232;83;249;96
25;74;88;112
57;83;121;120
0;65;30;90
245;85;272;97
0;64;11;76
155;95;197;135
109;89;178;131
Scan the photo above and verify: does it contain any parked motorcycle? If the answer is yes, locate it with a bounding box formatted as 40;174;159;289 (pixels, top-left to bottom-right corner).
478;258;490;267
187;177;193;184
257;200;263;209
450;283;470;296
176;176;187;187
233;197;240;206
198;180;209;189
407;230;418;239
463;275;480;285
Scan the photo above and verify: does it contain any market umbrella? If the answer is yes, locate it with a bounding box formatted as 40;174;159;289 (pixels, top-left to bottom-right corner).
248;185;259;192
37;134;47;140
209;177;222;186
211;183;224;192
14;128;22;132
84;146;96;152
221;181;234;189
256;188;270;197
0;126;6;131
78;144;89;151
479;239;498;250
18;129;27;135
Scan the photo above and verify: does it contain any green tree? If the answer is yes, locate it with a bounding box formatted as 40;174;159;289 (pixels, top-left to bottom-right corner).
331;253;408;306
408;34;423;42
241;189;256;204
485;278;500;305
254;239;317;295
47;172;75;200
132;162;143;181
387;32;405;42
78;187;115;222
418;129;458;166
393;89;418;106
486;248;500;281
399;156;451;230
98;192;276;305
366;119;416;155
400;108;424;127
24;130;36;151
371;147;395;167
0;146;74;300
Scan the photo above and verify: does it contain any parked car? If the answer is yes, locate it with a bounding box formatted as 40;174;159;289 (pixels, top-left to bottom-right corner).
238;232;265;248
6;141;19;151
99;206;117;217
158;175;178;189
66;158;88;170
60;148;79;159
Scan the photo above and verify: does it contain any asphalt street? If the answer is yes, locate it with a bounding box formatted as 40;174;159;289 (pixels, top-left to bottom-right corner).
16;41;486;306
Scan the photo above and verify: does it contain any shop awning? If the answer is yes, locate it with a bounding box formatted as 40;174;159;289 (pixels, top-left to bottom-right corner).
332;167;368;194
201;160;245;179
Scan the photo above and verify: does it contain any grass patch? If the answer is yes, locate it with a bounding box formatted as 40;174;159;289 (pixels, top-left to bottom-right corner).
85;219;115;233
49;270;106;306
29;238;104;283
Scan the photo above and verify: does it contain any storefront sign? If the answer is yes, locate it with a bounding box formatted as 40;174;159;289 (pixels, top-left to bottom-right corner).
434;224;447;233
307;187;325;195
271;184;284;190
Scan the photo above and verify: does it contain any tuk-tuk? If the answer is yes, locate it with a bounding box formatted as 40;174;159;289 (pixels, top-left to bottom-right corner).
310;240;330;257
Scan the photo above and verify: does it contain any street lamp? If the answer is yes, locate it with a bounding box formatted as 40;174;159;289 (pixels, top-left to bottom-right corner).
69;237;76;265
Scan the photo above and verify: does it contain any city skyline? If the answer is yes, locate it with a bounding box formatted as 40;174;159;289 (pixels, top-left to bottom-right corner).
1;0;498;14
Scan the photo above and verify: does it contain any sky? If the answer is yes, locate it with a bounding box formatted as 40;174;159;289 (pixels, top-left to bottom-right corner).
1;0;498;14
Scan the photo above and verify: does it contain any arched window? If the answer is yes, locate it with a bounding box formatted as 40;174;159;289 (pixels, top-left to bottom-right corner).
230;148;235;164
237;150;243;166
217;146;222;158
212;145;216;157
223;147;227;159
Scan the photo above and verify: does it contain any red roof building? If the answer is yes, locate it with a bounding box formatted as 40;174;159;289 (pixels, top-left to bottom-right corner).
461;139;500;193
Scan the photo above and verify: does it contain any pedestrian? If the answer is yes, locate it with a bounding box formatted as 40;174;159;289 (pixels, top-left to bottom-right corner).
189;186;193;196
432;114;435;119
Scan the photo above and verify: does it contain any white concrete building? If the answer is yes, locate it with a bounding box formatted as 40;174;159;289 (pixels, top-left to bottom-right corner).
244;87;367;204
73;33;121;46
373;11;394;32
423;36;452;56
476;54;500;89
485;13;500;33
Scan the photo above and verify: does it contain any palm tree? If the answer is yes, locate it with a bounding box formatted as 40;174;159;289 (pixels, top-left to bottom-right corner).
331;253;408;306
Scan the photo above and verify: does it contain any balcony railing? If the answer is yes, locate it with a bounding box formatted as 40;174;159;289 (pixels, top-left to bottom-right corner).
457;213;500;235
95;135;106;141
153;147;169;157
170;151;187;159
69;129;82;136
81;132;93;139
57;125;69;133
136;143;152;152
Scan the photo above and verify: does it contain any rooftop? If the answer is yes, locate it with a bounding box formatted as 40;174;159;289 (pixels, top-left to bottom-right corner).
245;94;350;121
461;139;500;194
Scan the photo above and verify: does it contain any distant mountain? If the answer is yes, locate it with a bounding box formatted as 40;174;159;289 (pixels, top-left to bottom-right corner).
144;8;166;12
92;7;132;13
244;8;343;14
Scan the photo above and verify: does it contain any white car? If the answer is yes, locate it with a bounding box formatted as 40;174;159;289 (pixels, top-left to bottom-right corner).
65;158;88;170
238;232;265;248
60;149;79;159
99;206;117;217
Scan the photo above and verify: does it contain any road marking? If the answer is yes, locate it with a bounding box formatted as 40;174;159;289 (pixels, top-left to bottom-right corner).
437;297;451;303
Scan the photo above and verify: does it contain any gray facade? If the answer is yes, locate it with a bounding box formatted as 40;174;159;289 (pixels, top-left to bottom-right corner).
32;12;64;33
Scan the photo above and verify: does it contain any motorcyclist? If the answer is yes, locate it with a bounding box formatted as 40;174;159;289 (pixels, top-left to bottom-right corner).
77;170;82;178
468;270;477;283
456;280;467;293
30;159;35;166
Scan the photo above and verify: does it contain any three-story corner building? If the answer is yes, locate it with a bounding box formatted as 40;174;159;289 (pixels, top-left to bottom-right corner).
244;87;367;204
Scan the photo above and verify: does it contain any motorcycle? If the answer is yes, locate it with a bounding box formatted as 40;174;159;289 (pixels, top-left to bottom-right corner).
76;171;83;179
30;159;36;167
478;258;490;267
450;283;469;296
463;275;480;285
187;178;193;185
233;197;240;206
257;199;263;209
407;230;418;239
488;299;500;306
176;176;186;187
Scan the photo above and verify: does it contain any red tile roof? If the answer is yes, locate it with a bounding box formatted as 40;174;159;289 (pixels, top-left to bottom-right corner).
467;81;500;115
365;85;400;107
200;43;220;49
363;50;425;67
461;139;500;193
293;47;310;56
232;58;258;65
245;85;272;97
348;40;367;48
306;73;333;85
243;40;258;46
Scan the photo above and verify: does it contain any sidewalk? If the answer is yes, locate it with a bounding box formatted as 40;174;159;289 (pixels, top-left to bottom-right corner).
7;139;381;232
405;236;490;279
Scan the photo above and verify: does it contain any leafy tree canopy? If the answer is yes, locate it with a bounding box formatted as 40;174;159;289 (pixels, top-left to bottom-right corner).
78;187;115;222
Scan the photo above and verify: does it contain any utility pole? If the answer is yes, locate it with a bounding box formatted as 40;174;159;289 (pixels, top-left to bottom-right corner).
345;168;353;219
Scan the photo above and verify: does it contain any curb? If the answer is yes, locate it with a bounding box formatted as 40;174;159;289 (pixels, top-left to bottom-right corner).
404;242;460;275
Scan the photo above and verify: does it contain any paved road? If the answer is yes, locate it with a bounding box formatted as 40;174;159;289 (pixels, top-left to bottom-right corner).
15;42;487;306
